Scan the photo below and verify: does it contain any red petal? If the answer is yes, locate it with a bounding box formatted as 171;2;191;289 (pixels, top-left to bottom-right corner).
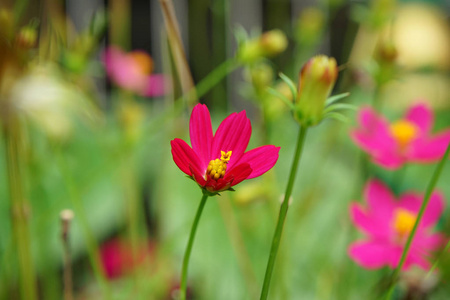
189;165;206;186
171;139;202;176
190;104;213;172
224;163;252;187
212;111;251;168
239;145;280;179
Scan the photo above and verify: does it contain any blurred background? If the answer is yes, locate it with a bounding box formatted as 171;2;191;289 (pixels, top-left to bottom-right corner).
0;0;449;299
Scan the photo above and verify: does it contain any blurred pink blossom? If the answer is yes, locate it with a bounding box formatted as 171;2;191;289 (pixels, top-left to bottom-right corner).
100;238;155;279
348;179;446;271
103;46;167;97
351;103;450;169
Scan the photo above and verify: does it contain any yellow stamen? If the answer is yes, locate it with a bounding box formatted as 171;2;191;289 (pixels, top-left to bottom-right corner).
389;120;418;148
206;151;232;180
393;208;417;237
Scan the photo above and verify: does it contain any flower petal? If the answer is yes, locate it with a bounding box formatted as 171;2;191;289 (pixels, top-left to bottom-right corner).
364;179;396;218
405;103;433;134
223;163;252;188
212;111;251;169
350;203;391;238
409;130;450;162
398;192;444;228
371;153;405;169
190;104;213;172
351;107;397;158
238;145;280;179
348;240;400;269
170;138;202;176
143;74;167;97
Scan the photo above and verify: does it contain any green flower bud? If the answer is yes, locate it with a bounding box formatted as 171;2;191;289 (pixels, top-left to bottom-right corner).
16;26;38;49
295;55;338;126
260;29;288;56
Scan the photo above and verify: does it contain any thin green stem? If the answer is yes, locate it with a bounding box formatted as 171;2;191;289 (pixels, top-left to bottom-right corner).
427;238;450;277
179;193;208;300
385;142;450;299
4;120;38;300
54;148;111;299
260;126;308;300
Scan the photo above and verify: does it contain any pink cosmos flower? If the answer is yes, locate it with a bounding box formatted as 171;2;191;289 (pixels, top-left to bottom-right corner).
349;179;446;270
171;104;280;194
351;103;450;169
100;238;156;279
103;46;166;97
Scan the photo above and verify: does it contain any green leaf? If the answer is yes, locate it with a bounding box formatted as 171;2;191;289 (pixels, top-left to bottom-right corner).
323;103;357;114
323;112;350;123
267;88;295;110
325;92;350;106
278;73;298;100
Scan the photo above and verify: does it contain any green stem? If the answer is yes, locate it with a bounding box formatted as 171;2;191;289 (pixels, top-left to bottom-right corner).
55;148;112;299
260;126;308;300
185;58;239;105
4;120;38;300
179;193;208;300
427;238;450;277
385;142;450;299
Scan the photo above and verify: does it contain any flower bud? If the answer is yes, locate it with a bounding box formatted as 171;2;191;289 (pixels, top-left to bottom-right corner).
249;62;274;91
16;26;38;49
260;29;288;57
238;29;288;63
295;55;338;126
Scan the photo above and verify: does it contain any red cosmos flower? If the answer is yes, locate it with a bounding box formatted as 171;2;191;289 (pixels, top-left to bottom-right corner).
171;104;280;194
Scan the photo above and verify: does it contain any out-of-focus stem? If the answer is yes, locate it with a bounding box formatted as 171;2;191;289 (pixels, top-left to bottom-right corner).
179;193;208;300
260;126;308;299
218;198;259;299
61;209;74;300
385;142;450;299
4;118;38;300
55;149;112;299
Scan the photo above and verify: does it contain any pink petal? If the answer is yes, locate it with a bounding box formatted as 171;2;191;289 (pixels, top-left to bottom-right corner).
223;163;252;188
350;203;391;238
365;180;396;218
351;107;397;157
171;139;202;176
238;145;280;179
143;74;167;97
189;104;213;173
398;192;444;228
371;153;405;169
413;233;446;251
405;103;433;134
212;111;251;169
348;240;400;269
409;130;450;162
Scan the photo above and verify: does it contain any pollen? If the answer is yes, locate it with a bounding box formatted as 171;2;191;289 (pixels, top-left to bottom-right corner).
389;120;418;148
393;208;417;238
206;151;232;180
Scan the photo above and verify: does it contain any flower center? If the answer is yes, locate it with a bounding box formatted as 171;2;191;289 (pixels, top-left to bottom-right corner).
392;208;417;237
129;51;154;75
206;151;232;180
389;120;418;148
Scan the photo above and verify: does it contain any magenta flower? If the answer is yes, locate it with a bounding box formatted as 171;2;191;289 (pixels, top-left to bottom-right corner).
349;179;446;270
351;103;450;169
103;46;166;97
171;104;280;194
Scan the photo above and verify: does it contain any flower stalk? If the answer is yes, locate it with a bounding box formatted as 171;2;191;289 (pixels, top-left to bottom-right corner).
385;141;450;299
260;125;308;299
179;193;208;300
4;118;38;300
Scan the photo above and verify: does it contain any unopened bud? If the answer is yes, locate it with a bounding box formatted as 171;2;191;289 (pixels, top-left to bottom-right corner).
295;55;338;126
238;29;288;63
296;7;325;46
249;63;274;91
375;41;397;64
16;26;38;49
260;29;288;56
